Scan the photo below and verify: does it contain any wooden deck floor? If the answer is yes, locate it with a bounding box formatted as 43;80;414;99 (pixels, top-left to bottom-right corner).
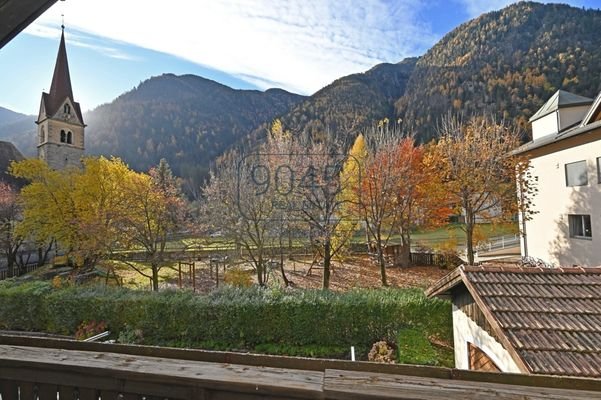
0;336;601;399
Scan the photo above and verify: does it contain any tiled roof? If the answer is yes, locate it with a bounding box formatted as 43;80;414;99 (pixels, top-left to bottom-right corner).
427;265;601;378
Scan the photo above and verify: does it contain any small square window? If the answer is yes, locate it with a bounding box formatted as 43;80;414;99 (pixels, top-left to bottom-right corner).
568;214;592;239
565;160;588;187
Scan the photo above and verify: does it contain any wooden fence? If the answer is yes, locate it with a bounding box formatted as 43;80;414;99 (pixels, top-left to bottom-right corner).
0;263;41;281
0;335;600;399
410;252;464;267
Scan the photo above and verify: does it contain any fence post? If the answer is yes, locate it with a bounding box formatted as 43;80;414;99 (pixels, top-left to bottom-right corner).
192;263;196;293
178;262;182;289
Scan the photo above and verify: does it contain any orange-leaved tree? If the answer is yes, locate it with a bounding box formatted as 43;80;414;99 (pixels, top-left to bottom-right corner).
431;114;524;265
359;123;451;286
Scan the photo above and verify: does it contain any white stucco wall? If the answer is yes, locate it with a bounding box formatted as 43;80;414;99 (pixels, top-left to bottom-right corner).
532;113;559;140
559;106;591;131
522;138;601;266
532;106;590;141
452;304;522;373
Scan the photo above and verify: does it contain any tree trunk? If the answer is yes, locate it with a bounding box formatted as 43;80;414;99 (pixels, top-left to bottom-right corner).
323;240;331;289
364;219;371;254
375;230;388;287
279;236;290;286
288;227;293;257
377;246;388;286
6;242;15;277
257;255;264;286
6;250;14;278
465;214;475;265
152;263;159;291
38;241;53;268
398;230;412;268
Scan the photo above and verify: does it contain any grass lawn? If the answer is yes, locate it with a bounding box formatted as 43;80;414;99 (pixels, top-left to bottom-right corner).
107;260;180;289
361;222;518;250
156;222;519;254
410;222;518;246
396;328;454;367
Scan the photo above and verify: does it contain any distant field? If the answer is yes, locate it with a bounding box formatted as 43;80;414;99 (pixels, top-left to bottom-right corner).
351;222;518;249
113;222;519;259
409;223;518;247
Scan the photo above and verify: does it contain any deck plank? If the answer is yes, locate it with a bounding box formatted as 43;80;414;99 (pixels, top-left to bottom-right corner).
0;345;323;399
323;369;601;400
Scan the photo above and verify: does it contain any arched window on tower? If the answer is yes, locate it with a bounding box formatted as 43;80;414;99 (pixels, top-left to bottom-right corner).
39;126;45;143
60;130;66;143
67;131;72;144
64;104;71;114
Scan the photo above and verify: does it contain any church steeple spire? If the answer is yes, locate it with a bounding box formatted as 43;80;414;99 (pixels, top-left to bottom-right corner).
36;25;86;170
48;26;74;111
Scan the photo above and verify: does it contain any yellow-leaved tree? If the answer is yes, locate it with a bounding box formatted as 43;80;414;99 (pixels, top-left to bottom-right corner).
11;157;139;269
12;157;188;290
335;133;367;260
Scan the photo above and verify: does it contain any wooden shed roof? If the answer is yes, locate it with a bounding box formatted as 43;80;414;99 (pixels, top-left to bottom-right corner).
426;264;601;378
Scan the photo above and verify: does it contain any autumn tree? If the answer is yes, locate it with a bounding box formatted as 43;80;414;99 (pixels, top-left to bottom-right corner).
338;133;367;257
292;134;355;289
11;157;188;290
201;155;275;286
357;121;450;285
119;159;188;291
11;159;74;262
0;182;23;274
264;119;299;286
73;157;144;267
11;157;140;269
432;114;523;265
392;140;451;268
361;134;411;284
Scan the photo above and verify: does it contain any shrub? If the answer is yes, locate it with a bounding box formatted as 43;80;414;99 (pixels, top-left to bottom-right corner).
75;320;107;340
0;282;452;363
223;267;253;288
118;323;144;344
368;340;396;363
254;343;348;358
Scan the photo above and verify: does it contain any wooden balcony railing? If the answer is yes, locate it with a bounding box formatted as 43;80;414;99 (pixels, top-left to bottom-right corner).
0;335;600;399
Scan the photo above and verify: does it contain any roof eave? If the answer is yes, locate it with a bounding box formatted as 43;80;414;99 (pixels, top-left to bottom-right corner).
528;109;555;123
459;269;532;374
427;266;532;374
512;120;601;156
425;266;464;298
528;101;593;123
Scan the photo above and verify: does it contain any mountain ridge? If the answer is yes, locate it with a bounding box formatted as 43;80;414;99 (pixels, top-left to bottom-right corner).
1;2;601;192
395;1;601;140
83;73;306;193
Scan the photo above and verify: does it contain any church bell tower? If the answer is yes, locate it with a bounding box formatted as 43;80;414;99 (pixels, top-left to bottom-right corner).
36;26;85;169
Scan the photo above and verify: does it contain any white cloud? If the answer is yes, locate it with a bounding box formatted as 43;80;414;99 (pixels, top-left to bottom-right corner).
458;0;516;17
457;0;588;18
25;24;139;61
26;0;438;95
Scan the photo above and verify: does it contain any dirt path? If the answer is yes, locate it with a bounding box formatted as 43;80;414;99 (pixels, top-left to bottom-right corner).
181;255;450;293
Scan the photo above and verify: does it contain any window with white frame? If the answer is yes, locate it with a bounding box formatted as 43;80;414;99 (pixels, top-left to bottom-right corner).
565;160;588;186
568;214;592;239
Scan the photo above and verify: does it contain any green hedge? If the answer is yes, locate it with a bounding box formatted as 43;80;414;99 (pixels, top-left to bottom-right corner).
0;281;451;353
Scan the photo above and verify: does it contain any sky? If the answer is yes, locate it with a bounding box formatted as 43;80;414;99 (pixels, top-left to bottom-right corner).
0;0;600;115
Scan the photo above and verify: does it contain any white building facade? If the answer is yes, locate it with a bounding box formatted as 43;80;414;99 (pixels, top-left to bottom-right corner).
516;90;601;266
